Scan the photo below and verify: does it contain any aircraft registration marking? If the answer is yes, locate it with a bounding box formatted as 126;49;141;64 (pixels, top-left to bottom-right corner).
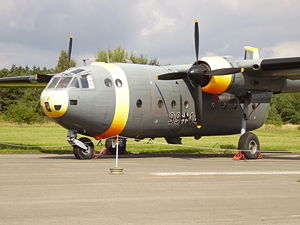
94;64;130;139
168;112;196;125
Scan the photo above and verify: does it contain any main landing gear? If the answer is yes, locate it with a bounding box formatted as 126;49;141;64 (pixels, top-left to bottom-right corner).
67;130;127;159
105;138;127;155
237;98;261;159
238;132;260;159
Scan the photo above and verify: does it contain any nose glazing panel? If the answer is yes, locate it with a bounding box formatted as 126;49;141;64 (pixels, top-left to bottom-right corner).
40;90;69;118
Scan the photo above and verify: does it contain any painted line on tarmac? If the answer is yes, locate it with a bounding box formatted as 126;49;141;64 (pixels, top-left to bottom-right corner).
150;171;300;176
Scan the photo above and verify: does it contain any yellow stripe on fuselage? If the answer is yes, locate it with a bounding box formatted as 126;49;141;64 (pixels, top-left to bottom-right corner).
94;63;130;139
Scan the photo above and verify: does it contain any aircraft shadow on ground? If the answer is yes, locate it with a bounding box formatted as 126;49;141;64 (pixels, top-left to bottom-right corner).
40;152;300;161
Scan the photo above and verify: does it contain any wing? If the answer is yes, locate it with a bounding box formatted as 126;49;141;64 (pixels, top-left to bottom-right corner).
243;57;300;80
0;74;53;87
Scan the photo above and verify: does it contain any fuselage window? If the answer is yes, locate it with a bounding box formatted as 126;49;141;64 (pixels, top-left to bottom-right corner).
158;100;163;109
184;101;189;109
69;77;80;88
56;77;72;88
47;77;60;89
81;74;95;89
171;100;176;109
115;79;123;87
136;99;142;108
104;78;113;87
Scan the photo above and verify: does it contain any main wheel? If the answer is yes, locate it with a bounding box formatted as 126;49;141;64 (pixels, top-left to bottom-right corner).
73;137;95;160
238;132;260;159
105;138;127;155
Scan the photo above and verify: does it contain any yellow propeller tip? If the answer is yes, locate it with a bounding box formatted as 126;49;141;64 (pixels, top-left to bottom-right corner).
241;68;245;73
196;125;202;129
155;76;159;80
194;19;199;23
70;35;74;38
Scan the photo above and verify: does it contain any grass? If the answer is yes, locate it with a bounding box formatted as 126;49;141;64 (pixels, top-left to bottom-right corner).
0;121;299;154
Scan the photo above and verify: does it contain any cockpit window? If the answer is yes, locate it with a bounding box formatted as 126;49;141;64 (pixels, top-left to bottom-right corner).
71;69;85;74
80;75;95;89
47;77;60;89
56;77;73;88
69;77;80;88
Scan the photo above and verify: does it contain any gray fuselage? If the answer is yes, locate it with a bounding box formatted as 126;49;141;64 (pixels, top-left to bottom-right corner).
41;62;268;140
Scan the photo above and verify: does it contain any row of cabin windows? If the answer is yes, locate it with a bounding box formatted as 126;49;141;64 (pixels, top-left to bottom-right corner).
135;99;190;109
104;78;123;88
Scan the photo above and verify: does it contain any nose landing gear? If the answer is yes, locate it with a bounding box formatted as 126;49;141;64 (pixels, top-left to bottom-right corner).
67;130;95;159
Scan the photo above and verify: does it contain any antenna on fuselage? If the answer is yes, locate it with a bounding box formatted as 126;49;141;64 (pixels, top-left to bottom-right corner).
82;58;96;66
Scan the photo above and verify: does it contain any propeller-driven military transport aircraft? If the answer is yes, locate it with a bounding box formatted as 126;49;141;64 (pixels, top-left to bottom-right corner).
1;21;300;159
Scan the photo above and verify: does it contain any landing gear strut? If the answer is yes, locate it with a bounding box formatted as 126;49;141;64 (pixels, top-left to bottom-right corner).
67;130;95;160
237;98;261;159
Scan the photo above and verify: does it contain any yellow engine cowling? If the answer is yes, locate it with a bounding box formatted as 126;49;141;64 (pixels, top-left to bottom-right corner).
200;56;233;95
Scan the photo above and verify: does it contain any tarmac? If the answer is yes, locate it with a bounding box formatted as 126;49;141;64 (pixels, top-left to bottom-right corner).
0;153;300;225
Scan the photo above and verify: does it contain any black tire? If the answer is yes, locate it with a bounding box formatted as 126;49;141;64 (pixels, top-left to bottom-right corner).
73;137;95;160
238;132;260;159
105;138;127;155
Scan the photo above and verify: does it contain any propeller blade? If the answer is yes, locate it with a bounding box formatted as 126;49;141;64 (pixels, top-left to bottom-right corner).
194;20;199;62
194;84;202;128
156;72;186;80
68;35;73;67
204;68;244;76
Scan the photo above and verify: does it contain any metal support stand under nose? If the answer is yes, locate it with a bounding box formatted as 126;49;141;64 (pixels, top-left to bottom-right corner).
110;135;124;175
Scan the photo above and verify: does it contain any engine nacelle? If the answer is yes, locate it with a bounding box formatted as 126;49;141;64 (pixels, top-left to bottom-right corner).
200;56;234;95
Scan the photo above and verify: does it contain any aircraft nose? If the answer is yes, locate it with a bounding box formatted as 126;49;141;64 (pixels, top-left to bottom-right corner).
40;90;69;118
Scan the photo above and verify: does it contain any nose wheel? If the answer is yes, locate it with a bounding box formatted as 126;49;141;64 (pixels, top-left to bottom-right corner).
73;137;95;159
67;130;95;160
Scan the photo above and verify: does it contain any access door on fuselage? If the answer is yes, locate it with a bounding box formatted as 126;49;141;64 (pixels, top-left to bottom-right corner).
149;79;197;137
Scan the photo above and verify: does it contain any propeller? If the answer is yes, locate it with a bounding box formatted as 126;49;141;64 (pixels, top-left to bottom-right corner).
68;35;73;67
157;20;244;128
194;20;200;62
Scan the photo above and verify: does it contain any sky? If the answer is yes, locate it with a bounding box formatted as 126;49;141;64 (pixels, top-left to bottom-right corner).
1;0;300;69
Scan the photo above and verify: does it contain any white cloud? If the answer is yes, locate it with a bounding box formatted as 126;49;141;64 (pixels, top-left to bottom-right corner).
1;0;300;68
140;11;176;37
263;41;300;58
0;42;57;68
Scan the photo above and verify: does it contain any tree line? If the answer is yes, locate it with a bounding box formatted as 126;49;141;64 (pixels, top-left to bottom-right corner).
0;47;299;124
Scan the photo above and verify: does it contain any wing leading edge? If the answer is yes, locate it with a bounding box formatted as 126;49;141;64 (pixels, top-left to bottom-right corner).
242;57;300;80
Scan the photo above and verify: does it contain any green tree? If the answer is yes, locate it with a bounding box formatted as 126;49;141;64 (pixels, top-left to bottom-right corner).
0;65;52;123
55;50;76;73
96;46;159;65
267;93;300;124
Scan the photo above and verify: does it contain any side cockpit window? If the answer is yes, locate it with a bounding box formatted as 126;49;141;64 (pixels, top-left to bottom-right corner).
69;77;80;88
80;74;95;89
